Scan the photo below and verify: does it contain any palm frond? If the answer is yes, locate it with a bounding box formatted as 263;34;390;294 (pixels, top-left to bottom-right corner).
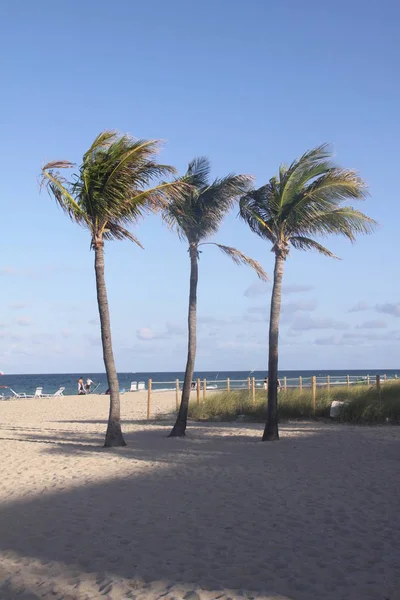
201;243;268;281
239;191;277;242
102;222;144;247
162;158;253;243
105;138;176;187
284;169;368;227
279;144;333;206
295;208;377;241
185;157;211;189
41;165;88;225
83;130;118;163
290;236;338;258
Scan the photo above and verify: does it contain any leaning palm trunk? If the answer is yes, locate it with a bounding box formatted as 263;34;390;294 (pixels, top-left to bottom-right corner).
94;241;126;447
169;243;198;437
263;251;285;441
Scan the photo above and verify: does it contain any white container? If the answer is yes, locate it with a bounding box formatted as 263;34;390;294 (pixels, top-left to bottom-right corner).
330;400;346;418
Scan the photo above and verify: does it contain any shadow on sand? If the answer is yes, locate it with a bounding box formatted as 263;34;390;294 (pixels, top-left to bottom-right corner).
0;422;399;599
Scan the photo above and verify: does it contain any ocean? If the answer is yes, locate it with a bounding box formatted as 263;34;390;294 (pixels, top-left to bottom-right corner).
0;369;398;396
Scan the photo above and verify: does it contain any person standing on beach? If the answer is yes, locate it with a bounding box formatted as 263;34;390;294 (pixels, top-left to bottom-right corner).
78;377;85;395
85;377;95;394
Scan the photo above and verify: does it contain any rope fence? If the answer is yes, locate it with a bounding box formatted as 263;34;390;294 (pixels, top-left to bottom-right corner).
129;373;396;419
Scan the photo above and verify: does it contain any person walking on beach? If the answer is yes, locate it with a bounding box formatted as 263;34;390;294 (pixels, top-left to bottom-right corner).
78;377;85;395
85;377;95;394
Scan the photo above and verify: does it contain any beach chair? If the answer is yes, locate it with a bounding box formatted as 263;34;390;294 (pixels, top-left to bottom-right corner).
130;381;137;392
138;381;145;391
49;387;65;398
8;388;28;398
24;387;43;398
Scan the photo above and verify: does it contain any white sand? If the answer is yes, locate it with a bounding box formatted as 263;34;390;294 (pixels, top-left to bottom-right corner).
0;393;399;599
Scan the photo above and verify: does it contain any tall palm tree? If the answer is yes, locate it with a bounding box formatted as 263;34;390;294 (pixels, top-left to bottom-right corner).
41;131;184;447
239;144;377;441
164;157;268;437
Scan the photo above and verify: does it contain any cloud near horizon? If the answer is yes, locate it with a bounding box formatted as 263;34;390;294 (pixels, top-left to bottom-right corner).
348;302;369;313
15;317;32;327
291;315;349;331
9;303;28;310
315;330;400;346
244;282;313;298
136;322;185;341
375;303;400;318
356;320;386;329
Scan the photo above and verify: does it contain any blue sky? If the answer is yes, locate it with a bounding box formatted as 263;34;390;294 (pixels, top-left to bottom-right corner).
0;0;399;373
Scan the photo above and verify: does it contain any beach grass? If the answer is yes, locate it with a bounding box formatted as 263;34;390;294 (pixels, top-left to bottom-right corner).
188;382;400;424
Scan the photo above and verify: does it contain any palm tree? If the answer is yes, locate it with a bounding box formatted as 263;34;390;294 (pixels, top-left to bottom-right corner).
239;144;377;441
164;157;268;437
41;131;185;447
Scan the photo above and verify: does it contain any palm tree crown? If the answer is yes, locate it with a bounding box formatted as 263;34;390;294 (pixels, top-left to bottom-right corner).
239;144;376;258
41;130;183;246
164;157;266;277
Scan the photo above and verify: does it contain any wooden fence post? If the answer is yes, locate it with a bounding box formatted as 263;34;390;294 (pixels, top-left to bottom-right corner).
384;373;387;382
283;376;287;391
196;378;200;405
327;375;330;389
247;377;251;391
175;379;179;410
312;376;316;415
203;378;207;402
252;377;256;404
367;375;370;386
346;375;350;388
299;376;302;391
376;374;381;395
147;379;152;420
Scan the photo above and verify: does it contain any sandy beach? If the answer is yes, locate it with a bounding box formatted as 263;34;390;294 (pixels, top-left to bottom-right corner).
0;393;399;599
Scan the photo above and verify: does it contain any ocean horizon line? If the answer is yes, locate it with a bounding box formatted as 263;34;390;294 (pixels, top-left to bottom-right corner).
1;368;398;377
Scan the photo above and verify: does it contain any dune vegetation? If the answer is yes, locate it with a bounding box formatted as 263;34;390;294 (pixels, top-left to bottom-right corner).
188;382;400;424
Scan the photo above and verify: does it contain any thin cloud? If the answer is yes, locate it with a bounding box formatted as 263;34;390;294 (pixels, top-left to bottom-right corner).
244;282;313;298
356;320;387;329
166;322;185;336
244;282;270;298
198;316;228;326
0;266;17;275
243;314;267;323
316;330;400;346
136;328;165;341
348;302;369;313
247;306;266;314
217;340;267;350
85;334;101;347
291;316;349;331
9;303;27;310
344;331;400;342
16;317;32;327
281;301;317;316
136;323;185;341
375;303;400;318
283;284;314;294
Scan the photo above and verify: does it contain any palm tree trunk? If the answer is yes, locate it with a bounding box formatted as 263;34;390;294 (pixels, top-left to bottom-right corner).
262;251;285;441
169;243;198;437
94;241;126;447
